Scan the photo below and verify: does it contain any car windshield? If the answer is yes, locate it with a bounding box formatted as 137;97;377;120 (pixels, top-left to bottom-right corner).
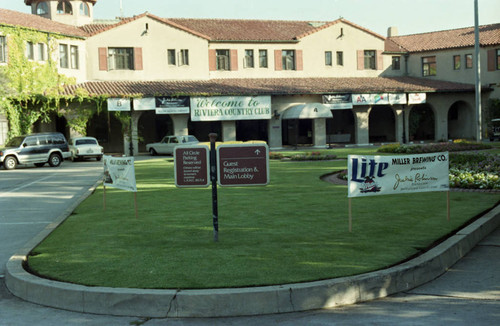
186;136;198;142
75;139;97;145
5;136;24;147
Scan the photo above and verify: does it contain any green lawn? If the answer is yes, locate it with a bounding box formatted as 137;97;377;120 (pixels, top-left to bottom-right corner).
27;155;499;289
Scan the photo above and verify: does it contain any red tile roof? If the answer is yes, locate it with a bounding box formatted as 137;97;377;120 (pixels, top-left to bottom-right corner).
24;0;97;4
388;23;500;53
0;8;87;38
62;77;478;97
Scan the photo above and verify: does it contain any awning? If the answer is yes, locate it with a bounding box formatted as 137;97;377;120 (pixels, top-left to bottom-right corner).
281;103;333;120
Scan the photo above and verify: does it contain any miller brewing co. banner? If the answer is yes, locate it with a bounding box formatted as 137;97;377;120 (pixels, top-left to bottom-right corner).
103;155;137;192
348;152;449;198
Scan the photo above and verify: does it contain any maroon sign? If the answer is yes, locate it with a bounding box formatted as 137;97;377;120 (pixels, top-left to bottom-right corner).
174;145;210;188
217;144;269;186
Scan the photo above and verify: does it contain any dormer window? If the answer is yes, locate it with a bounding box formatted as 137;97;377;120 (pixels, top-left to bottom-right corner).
57;1;73;15
36;2;49;15
79;3;90;16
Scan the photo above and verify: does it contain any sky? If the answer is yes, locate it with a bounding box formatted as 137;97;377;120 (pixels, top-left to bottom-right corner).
1;0;499;36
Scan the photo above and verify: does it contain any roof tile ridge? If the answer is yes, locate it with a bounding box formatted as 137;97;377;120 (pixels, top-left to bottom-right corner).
148;14;211;40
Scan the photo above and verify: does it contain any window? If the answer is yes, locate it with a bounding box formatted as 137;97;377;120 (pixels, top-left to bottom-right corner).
167;49;176;65
79;3;90;16
0;36;6;63
497;49;500;70
364;50;376;69
336;51;343;66
57;1;73;14
37;43;46;61
26;41;34;60
392;56;400;70
465;54;473;69
36;2;49;15
259;49;268;68
282;50;295;70
453;55;461;70
59;44;68;68
108;47;134;70
325;51;332;66
216;49;230;70
422;56;436;76
180;49;189;66
244;49;254;68
70;45;79;69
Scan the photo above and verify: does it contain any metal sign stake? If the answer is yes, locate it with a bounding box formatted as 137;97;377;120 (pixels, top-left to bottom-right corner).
209;133;219;242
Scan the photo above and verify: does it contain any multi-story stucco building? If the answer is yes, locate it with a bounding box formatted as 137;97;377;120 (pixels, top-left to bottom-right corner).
0;0;499;153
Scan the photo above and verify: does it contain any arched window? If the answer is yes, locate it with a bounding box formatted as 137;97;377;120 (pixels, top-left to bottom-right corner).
57;1;73;15
36;2;49;15
79;3;90;16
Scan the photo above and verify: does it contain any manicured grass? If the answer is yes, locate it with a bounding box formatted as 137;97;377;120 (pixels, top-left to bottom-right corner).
27;157;499;289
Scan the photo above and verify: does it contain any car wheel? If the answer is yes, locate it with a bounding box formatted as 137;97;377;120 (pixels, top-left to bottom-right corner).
149;148;157;156
34;162;45;167
48;153;62;167
4;156;17;170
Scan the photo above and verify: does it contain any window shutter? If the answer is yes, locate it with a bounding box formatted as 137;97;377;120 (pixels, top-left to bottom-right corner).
376;50;383;70
357;50;364;70
98;47;108;71
274;50;282;71
134;47;143;70
295;50;303;71
487;49;496;71
209;49;216;71
230;49;238;71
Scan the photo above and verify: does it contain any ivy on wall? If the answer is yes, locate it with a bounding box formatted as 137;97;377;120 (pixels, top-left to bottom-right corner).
0;25;105;140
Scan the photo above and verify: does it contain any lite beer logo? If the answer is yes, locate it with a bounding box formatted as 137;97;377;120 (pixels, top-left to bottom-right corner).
350;157;389;194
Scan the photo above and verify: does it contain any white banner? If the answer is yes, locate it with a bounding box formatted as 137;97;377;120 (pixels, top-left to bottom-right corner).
389;93;407;105
103;155;137;192
408;93;427;104
352;94;390;105
348;152;449;198
133;97;155;111
107;98;131;111
190;96;272;121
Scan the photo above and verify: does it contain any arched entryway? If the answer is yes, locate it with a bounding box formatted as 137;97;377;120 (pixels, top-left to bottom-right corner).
448;101;474;140
369;106;396;143
326;110;355;144
409;104;436;142
188;121;222;142
33;113;70;140
137;111;173;152
236;120;268;142
87;111;124;154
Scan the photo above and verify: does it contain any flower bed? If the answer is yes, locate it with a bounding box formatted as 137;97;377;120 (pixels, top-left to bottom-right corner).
377;140;491;154
270;151;337;161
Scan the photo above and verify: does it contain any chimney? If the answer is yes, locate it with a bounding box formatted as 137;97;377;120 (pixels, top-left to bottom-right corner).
387;26;398;37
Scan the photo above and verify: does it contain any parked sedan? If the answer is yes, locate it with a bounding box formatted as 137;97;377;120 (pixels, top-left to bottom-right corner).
69;137;104;161
146;135;199;155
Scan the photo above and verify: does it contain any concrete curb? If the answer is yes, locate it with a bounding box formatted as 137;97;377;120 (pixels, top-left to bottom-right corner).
5;197;500;318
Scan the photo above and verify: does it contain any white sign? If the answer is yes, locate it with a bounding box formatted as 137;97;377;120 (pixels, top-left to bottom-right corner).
107;98;131;111
103;155;137;192
322;94;353;110
389;93;407;105
408;93;427;104
133;97;156;111
156;107;190;114
352;94;390;105
190;96;272;121
348;152;449;198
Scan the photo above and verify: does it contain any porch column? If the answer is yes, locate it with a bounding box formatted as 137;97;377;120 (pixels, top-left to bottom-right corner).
435;108;448;142
123;111;141;156
313;118;327;148
394;105;404;143
222;121;236;142
268;117;283;149
353;106;370;145
171;114;189;136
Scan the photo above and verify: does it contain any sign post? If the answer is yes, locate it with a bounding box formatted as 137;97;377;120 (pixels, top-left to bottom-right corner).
209;133;219;242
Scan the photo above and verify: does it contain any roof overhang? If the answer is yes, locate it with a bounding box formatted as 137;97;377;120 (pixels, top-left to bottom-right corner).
281;103;333;120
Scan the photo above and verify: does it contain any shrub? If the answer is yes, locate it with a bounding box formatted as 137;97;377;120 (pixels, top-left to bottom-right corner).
377;141;491;154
